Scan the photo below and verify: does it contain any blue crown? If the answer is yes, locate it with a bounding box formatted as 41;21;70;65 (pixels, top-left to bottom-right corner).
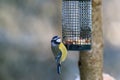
52;36;60;40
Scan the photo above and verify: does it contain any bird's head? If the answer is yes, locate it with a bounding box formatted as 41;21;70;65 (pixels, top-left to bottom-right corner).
51;36;61;45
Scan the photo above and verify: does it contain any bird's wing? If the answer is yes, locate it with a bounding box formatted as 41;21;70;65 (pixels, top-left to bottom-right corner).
51;46;62;63
55;51;62;63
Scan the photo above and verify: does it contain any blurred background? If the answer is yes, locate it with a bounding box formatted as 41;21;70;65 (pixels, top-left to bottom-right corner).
0;0;119;80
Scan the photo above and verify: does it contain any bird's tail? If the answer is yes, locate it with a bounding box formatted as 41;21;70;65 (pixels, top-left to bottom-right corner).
57;63;61;74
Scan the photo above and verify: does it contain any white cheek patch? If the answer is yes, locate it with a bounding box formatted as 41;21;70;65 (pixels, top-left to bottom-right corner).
56;39;61;43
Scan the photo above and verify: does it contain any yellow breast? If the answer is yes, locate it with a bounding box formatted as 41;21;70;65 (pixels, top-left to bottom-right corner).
59;43;67;62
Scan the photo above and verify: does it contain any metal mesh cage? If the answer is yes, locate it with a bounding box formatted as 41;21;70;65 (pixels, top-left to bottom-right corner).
62;0;92;50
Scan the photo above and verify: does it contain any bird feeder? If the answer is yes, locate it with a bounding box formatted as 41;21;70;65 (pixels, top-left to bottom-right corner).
62;0;92;50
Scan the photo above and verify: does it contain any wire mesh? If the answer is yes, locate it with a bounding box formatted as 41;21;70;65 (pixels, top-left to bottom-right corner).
62;0;92;50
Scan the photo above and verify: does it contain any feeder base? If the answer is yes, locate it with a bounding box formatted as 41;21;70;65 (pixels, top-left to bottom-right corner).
65;44;91;51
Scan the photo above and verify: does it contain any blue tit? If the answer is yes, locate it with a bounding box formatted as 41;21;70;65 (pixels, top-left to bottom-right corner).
51;36;67;74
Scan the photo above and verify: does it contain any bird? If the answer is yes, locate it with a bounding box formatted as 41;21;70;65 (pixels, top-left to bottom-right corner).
51;36;67;74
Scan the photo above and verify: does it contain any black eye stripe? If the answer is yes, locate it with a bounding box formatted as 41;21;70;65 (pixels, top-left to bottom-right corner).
51;39;60;43
54;41;60;44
